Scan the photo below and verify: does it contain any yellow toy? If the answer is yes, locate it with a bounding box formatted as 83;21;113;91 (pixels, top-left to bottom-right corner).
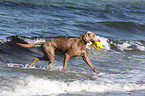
89;41;103;49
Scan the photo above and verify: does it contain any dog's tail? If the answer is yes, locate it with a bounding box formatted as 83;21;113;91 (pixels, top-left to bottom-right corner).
16;42;44;47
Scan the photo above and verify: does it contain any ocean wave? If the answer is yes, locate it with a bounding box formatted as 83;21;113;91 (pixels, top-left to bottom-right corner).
72;21;145;41
109;40;145;51
1;76;145;96
0;35;145;55
87;35;145;52
0;35;144;67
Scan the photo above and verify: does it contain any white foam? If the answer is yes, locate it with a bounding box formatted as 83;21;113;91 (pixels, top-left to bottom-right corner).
96;36;110;50
118;42;132;51
7;63;25;68
1;76;145;96
118;41;145;51
135;41;145;51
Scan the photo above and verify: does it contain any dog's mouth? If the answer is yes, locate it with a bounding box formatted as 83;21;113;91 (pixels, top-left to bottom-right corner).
92;36;100;42
92;39;100;43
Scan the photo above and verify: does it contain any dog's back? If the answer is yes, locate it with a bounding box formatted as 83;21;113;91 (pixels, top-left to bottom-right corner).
44;37;75;54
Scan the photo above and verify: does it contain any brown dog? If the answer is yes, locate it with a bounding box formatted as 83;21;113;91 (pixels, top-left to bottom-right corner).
17;31;100;74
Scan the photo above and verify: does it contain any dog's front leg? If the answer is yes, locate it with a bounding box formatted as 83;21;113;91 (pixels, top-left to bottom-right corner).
82;54;99;74
63;53;70;71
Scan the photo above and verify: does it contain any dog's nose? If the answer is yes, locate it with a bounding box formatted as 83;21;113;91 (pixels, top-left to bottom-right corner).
93;36;100;42
95;38;100;42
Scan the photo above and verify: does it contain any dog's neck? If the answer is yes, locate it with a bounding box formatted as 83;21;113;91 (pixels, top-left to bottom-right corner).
81;35;88;45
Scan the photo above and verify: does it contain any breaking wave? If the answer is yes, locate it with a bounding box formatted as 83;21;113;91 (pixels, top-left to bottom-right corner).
0;35;145;56
1;76;145;96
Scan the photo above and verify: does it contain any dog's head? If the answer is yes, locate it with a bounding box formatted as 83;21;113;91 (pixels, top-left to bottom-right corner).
83;31;100;43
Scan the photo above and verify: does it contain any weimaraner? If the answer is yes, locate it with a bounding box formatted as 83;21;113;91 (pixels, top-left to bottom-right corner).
17;31;100;74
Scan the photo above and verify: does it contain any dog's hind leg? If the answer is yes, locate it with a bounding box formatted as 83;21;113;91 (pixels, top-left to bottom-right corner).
43;45;55;70
27;57;39;68
27;56;48;68
46;50;55;70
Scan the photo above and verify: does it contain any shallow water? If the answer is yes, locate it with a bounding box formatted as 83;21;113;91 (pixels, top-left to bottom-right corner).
0;0;145;96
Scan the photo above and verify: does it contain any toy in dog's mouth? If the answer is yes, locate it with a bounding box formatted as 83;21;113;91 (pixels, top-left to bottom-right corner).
89;41;103;49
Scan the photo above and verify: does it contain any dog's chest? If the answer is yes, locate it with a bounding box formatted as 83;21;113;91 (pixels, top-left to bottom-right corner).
68;44;86;57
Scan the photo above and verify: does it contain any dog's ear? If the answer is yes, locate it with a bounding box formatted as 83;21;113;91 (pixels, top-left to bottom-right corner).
83;32;91;43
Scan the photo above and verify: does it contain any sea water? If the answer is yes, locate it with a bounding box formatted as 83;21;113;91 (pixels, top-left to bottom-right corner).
0;0;145;96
